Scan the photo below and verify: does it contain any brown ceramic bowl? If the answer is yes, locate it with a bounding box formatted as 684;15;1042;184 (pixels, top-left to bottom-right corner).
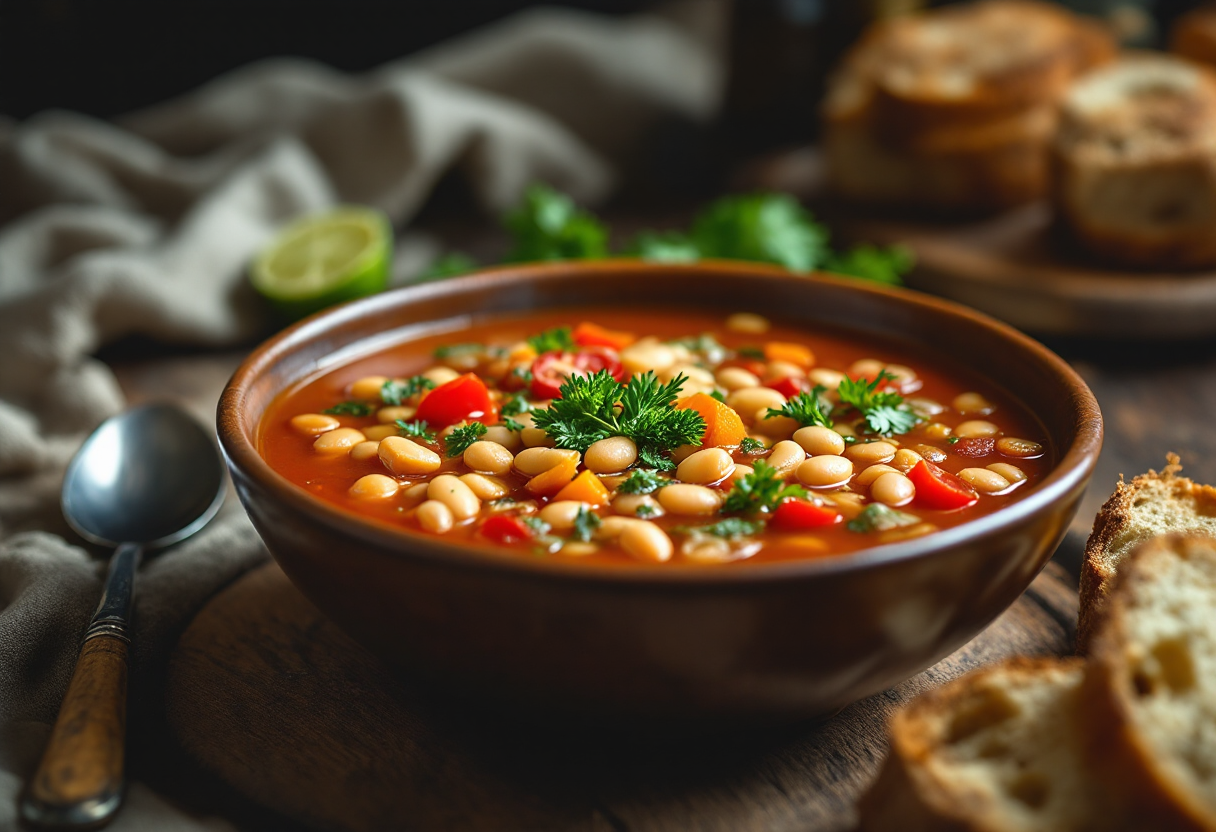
218;261;1102;727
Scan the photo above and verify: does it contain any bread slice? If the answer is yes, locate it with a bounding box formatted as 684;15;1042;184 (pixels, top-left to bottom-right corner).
1088;534;1216;831
856;657;1144;831
1172;8;1216;70
1079;455;1216;649
1052;55;1216;269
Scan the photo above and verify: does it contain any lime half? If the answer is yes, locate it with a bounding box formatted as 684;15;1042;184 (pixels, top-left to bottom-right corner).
251;206;391;320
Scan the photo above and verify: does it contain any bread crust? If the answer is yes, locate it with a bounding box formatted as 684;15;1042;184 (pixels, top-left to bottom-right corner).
1087;534;1216;831
1173;8;1216;69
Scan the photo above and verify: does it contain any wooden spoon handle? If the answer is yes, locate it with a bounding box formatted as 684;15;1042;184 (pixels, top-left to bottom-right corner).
21;634;127;828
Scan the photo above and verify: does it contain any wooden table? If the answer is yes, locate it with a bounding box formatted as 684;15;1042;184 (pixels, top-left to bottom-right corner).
104;220;1216;831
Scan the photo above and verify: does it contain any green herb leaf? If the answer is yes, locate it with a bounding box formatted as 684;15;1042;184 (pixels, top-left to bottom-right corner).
434;343;484;360
822;244;913;287
737;346;765;359
617;469;664;495
416;251;479;283
709;389;727;403
690;193;829;273
501;391;532;417
395;419;437;443
381;375;436;406
527;326;576;355
322;401;375;416
847;504;920;533
511;366;535;385
739;437;766;455
677;518;763;538
628;230;701;263
504;184;609;262
445;422;488;457
766;386;833;429
836;372;920;436
722;460;806;515
522;515;551;536
503;417;525;432
668;333;728;365
948;436;960;445
635;504;656;518
571;507;602;543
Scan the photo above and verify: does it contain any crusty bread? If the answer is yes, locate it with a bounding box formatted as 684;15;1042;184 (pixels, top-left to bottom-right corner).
823;0;1113;214
1052;55;1216;269
856;657;1147;832
1088;534;1216;831
1079;455;1216;649
1172;7;1216;70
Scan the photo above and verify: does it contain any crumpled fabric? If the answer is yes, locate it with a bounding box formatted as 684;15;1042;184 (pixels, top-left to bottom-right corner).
0;5;722;828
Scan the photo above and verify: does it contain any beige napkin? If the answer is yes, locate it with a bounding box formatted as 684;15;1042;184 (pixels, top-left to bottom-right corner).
0;5;722;829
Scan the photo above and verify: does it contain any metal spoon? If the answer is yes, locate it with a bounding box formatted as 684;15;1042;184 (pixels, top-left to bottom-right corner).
20;403;226;829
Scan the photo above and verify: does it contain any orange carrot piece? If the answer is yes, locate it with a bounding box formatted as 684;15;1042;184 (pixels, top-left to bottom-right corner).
764;341;815;368
573;322;635;351
553;469;611;506
676;392;747;449
526;457;580;497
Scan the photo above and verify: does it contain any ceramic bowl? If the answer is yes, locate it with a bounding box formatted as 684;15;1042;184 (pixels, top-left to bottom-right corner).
218;261;1102;727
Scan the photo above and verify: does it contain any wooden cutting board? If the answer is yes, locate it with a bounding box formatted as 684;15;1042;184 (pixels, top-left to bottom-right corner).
166;561;1078;832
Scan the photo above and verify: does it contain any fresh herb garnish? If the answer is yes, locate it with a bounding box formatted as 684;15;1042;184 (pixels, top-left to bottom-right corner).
669;333;728;365
416;251;479;283
947;436;960;445
737;346;765;359
530;371;706;471
434;343;484;360
501;391;531;417
626;230;700;263
522;515;551;536
766;386;833;429
687;193;829;272
571;507;602;543
617;469;664;495
503;417;525;432
740;437;766;455
511;366;535;385
709;389;727;403
381;375;435;406
395;419;437;443
722;460;806;514
322;401;375;416
822;244;914;287
635;504;656;518
504;184;609;262
677;518;763;538
445;422;488;457
527;325;576;355
836;372;920;436
847;504;920;533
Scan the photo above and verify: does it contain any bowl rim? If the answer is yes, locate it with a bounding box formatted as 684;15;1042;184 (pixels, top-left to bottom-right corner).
218;259;1103;586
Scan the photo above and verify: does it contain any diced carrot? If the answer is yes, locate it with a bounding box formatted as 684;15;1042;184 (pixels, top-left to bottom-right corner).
573;322;635;351
764;342;815;368
676;392;747;449
526;457;580;497
553;469;611;506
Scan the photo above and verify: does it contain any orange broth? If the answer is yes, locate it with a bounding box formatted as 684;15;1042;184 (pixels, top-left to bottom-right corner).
259;308;1053;567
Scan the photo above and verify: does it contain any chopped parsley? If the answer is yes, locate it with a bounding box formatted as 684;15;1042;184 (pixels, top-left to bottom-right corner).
504;184;610;262
527;326;576;355
847;504;920;533
445;422;487;457
677;518;763;538
635;504;656;518
522;516;551;536
836;372;920;436
530;370;705;471
322;401;375;416
381;375;435;406
395;419;437;443
617;469;664;495
737;346;765;359
947;436;960;445
501;391;532;417
571;507;602;543
511;366;535;385
709;389;727;403
739;437;766;455
503;417;526;432
722;460;806;514
766;386;833;429
433;343;484;360
669;333;727;364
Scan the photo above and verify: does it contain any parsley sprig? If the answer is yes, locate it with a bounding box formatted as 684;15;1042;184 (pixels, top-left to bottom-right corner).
395;419;437;443
571;507;602;542
323;401;375;416
676;518;763;538
381;376;435;406
847;504;920;533
530;370;705;471
766;386;833;429
527;326;576;354
445;422;487;457
722;460;806;514
739;437;766;455
836;371;919;436
617;469;664;494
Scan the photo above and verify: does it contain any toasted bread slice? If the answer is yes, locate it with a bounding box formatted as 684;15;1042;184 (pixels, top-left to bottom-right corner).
1080;455;1216;649
1088;534;1216;831
1052;55;1216;269
857;657;1142;831
1172;8;1216;70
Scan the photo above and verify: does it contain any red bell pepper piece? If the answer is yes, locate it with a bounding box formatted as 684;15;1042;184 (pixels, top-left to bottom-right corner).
908;460;979;511
414;373;498;428
764;376;805;399
530;347;624;400
770;499;842;529
479;515;534;544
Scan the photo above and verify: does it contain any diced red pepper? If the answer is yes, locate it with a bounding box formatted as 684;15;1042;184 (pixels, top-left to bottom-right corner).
908;460;979;511
479;515;534;544
770;499;842;530
573;322;634;351
414;373;498;428
764;376;805;399
530;347;624;400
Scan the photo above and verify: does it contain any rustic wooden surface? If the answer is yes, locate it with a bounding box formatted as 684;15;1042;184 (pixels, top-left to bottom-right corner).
165;560;1077;832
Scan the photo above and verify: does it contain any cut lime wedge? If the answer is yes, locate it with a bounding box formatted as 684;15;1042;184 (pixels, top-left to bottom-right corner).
251;206;391;320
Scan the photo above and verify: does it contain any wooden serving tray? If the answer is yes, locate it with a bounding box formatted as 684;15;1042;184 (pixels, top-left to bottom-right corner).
166;561;1078;832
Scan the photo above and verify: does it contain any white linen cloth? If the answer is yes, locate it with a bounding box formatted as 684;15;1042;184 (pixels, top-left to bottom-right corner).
0;6;722;828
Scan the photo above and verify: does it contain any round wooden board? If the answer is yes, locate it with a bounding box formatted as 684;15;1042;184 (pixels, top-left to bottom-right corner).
166;561;1078;832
